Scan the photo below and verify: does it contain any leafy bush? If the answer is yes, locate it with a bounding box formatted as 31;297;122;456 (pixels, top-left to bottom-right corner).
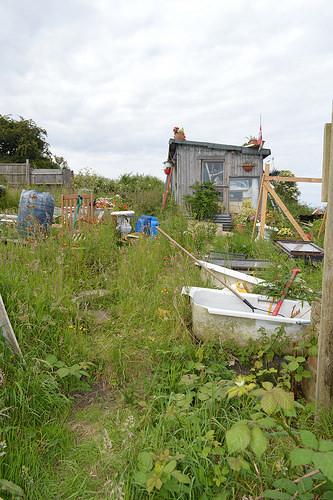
184;182;219;220
233;199;256;225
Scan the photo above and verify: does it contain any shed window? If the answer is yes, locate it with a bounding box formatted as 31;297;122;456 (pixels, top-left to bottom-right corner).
202;161;224;185
229;177;259;206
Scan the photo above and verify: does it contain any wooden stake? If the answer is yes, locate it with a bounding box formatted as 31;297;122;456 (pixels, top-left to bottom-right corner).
316;104;333;408
258;184;268;239
252;174;264;239
265;183;310;241
258;164;270;239
318;209;327;238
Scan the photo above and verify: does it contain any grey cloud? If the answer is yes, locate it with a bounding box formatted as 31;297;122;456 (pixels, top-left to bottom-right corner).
1;0;332;204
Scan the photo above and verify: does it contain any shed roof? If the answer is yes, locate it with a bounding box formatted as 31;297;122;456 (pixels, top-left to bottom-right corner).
168;138;271;158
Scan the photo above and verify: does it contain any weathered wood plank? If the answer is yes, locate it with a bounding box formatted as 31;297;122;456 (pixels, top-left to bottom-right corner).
316;105;333;408
268;176;322;183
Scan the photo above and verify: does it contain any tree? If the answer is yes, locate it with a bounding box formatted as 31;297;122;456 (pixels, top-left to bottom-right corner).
270;169;300;205
0;115;64;168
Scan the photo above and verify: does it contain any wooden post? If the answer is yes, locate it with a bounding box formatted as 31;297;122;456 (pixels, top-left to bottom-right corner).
258;164;270;239
265;183;310;241
25;159;30;185
252;173;264;239
318;209;327;238
316;105;333;408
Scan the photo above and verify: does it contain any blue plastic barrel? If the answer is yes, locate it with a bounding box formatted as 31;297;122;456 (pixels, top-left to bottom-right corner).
18;190;55;237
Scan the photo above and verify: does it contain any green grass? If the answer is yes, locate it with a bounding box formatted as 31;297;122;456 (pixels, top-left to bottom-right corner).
0;200;330;499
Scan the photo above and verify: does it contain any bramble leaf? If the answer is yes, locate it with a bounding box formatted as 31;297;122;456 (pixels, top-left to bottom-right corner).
226;422;251;454
299;430;318;450
273;478;297;494
164;460;177;474
290;447;313;466
137;451;153;472
171;470;191;484
319;439;333;452
250;425;268;458
312;451;333;482
261;392;278;415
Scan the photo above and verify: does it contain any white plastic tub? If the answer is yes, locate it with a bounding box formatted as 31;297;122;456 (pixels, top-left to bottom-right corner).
182;287;311;344
198;260;264;292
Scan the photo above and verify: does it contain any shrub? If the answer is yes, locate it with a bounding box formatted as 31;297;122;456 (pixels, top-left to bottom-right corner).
184;182;219;220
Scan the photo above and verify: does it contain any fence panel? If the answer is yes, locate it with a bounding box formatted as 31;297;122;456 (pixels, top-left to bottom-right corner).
0;162;73;187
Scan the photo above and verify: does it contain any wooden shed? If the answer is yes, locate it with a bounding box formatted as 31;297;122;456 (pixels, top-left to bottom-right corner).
167;139;271;214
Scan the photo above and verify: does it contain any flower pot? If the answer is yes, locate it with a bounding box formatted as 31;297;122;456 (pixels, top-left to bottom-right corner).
174;132;185;141
164;167;171;175
242;164;254;173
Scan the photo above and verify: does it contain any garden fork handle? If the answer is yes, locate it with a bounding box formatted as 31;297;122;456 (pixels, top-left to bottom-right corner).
271;268;301;317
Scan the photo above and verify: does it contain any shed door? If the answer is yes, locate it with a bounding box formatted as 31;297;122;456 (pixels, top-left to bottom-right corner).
202;161;228;209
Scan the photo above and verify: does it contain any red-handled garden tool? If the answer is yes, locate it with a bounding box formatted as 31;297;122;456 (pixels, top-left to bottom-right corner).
272;268;301;317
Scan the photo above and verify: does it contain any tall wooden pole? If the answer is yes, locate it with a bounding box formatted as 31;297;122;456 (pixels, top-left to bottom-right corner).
258;164;270;239
252;172;265;239
316;105;333;408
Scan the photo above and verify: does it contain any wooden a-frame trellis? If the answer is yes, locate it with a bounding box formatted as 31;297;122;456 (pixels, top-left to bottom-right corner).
252;164;322;241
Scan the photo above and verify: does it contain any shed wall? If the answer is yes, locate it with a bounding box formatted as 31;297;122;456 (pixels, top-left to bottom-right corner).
175;144;264;211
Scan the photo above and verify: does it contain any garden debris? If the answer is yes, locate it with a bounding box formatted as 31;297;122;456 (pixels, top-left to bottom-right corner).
111;210;135;237
73;289;110;305
206;252;271;271
198;260;264;292
0;214;17;225
275;240;324;262
95;197;114;208
135;215;159;237
158;226;257;312
182;286;311;344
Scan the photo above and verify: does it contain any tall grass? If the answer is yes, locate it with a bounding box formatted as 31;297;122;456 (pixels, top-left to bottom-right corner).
0;200;329;499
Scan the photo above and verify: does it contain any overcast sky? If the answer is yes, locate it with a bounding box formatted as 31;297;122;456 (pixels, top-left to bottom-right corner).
1;0;332;205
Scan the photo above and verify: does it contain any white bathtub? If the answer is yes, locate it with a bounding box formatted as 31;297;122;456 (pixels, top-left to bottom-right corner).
198;260;264;292
182;287;311;344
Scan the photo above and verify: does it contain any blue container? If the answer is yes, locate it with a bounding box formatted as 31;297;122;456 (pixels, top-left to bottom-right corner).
135;216;144;233
150;219;159;237
136;215;159;237
18;190;55;237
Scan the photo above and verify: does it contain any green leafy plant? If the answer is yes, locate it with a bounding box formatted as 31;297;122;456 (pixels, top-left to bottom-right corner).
44;354;92;380
184;182;219;220
233;199;256;226
254;263;319;303
134;449;191;495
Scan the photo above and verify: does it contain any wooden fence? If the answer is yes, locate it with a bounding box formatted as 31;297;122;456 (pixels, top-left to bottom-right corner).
0;160;73;187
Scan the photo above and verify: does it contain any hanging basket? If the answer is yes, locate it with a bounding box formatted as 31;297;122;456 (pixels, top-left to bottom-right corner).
242;163;254;172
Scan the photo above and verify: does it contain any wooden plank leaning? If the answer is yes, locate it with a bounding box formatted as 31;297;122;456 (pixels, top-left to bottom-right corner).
0;294;22;357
